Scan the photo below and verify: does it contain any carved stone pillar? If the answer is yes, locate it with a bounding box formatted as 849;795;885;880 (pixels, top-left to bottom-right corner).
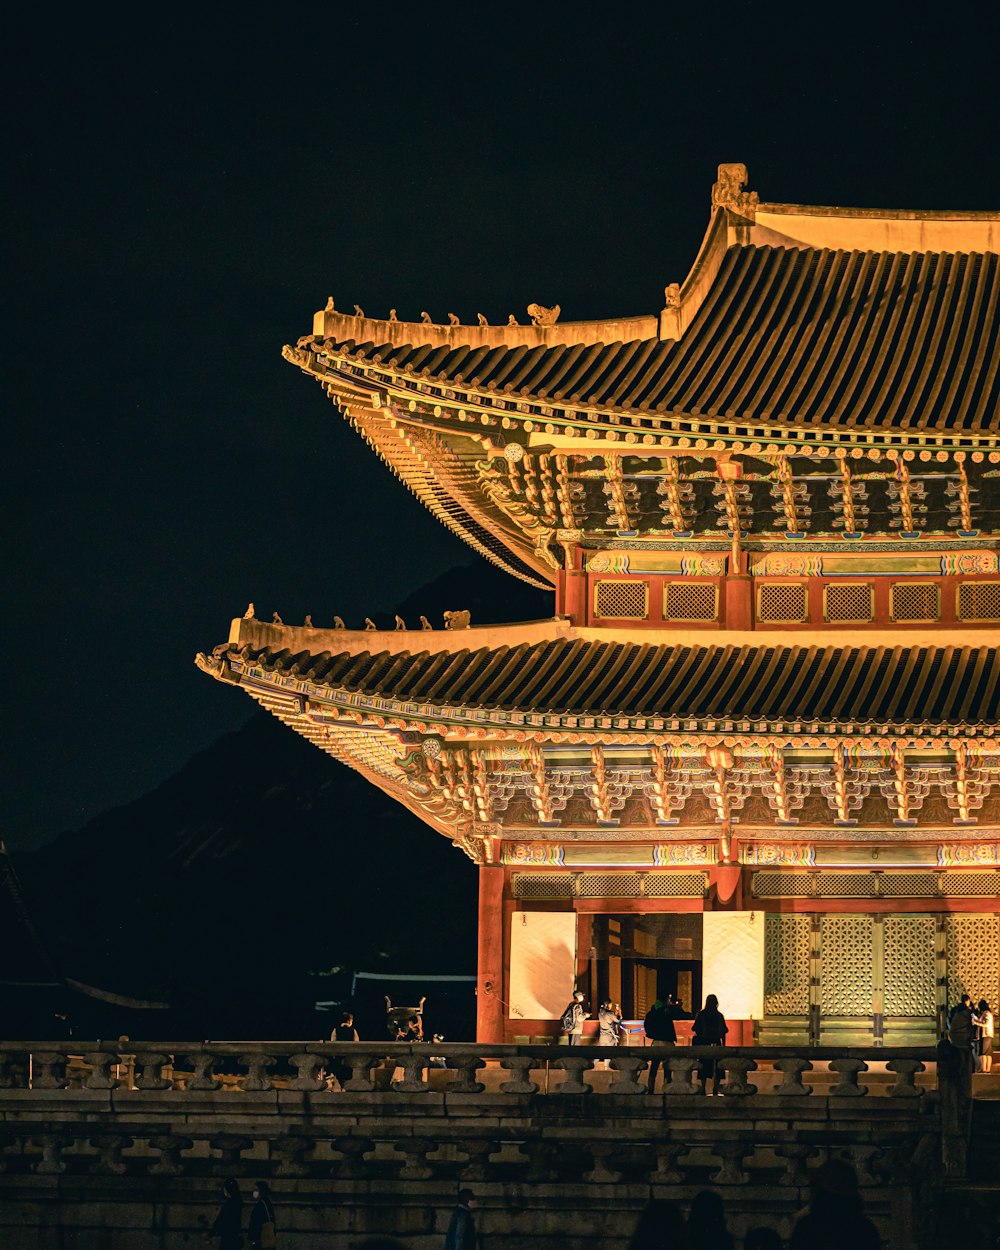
394;1137;438;1179
829;1057;869;1096
583;1142;623;1184
272;1134;314;1177
209;1135;252;1176
711;1139;751;1184
776;1143;816;1186
134;1053;172;1091
445;1054;486;1093
83;1051;121;1091
31;1052;67;1090
288;1052;326;1091
458;1137;497;1182
554;1057;592;1095
32;1135;69;1174
717;1057;758;1096
886;1057;925;1098
499;1056;538;1094
774;1056;813;1095
391;1056;428;1093
665;1057;701;1094
90;1134;132;1175
608;1055;647;1095
149;1135;193;1176
239;1052;275;1092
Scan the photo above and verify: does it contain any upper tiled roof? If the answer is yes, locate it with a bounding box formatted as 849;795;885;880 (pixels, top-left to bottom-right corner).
220;639;1000;726
317;246;1000;433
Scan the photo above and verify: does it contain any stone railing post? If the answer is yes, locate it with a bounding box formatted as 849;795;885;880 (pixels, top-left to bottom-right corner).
238;1052;275;1092
288;1052;326;1091
584;1142;623;1183
272;1134;314;1176
886;1057;925;1098
209;1135;252;1176
331;1136;375;1179
394;1137;438;1179
90;1134;132;1175
711;1138;751;1184
458;1137;497;1181
392;1055;429;1093
149;1135;193;1176
648;1141;684;1184
554;1056;592;1095
499;1055;538;1094
665;1057;701;1095
829;1057;869;1096
32;1134;69;1174
30;1052;67;1090
774;1056;813;1095
608;1055;647;1095
445;1053;486;1093
134;1052;172;1091
717;1056;758;1096
776;1143;816;1186
82;1050;121;1091
186;1050;222;1091
343;1052;378;1092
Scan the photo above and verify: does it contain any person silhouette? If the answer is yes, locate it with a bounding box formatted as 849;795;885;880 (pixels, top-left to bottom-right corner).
789;1158;880;1248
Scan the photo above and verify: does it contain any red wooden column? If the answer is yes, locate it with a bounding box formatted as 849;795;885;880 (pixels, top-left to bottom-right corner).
476;865;505;1042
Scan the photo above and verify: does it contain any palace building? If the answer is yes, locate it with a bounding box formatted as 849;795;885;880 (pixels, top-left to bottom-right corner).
198;165;1000;1047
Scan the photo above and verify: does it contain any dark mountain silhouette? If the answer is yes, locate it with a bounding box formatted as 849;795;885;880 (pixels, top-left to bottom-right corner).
7;562;552;1040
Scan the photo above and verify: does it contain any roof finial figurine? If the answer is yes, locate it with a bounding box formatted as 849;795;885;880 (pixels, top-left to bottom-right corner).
272;611;283;625
389;308;398;322
448;312;460;326
364;617;377;631
664;282;681;308
354;304;365;318
243;602;255;620
443;609;472;630
711;162;758;219
304;614;313;627
395;615;407;631
333;615;346;630
527;303;560;326
421;311;433;324
477;313;488;326
324;296;335;312
507;314;518;326
420;615;433;631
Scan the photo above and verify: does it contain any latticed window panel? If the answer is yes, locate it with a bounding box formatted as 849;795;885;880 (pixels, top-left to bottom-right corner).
576;872;642;899
945;914;1000;1010
823;581;874;623
939;871;1000;898
594;579;649;620
663;581;718;622
820;915;874;1016
879;872;939;898
815;872;877;898
890;581;940;623
510;873;575;900
764;914;811;1016
644;872;708;898
958;581;1000;621
883;915;937;1017
756;581;808;624
751;871;813;898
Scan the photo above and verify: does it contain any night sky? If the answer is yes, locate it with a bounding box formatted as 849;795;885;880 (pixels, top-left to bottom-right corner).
6;15;999;847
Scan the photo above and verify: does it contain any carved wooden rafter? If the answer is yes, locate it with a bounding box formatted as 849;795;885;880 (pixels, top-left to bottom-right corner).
656;456;686;530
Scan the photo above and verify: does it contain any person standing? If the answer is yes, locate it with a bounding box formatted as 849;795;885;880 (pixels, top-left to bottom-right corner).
596;999;623;1066
948;994;976;1074
248;1180;276;1250
978;999;994;1073
643;997;677;1093
208;1178;243;1250
560;991;589;1047
692;993;728;1095
328;1011;360;1091
444;1188;477;1250
789;1158;880;1248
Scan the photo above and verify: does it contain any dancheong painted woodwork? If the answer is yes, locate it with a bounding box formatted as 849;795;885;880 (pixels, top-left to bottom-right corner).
200;164;1000;1044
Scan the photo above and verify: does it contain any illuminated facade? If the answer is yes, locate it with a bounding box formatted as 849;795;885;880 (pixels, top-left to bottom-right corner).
199;165;1000;1045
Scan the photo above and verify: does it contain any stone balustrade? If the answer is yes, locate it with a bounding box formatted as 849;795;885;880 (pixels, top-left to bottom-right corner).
0;1041;963;1248
0;1040;941;1097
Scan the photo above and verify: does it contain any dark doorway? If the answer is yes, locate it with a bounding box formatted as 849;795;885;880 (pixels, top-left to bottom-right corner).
591;914;703;1020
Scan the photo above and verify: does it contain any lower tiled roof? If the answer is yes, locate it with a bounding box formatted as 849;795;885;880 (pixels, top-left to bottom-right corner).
221;640;999;725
